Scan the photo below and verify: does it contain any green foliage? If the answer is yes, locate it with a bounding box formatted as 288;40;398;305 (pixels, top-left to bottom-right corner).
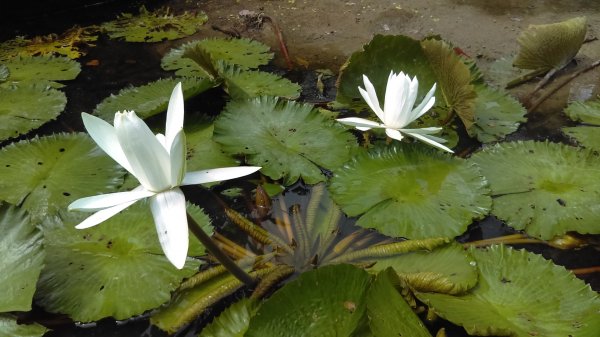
471;84;527;143
214;97;357;185
0;315;47;337
0;27;98;60
562;99;600;150
185;120;239;174
199;298;256;337
1;55;80;87
101;6;208;42
418;245;600;337
220;64;301;100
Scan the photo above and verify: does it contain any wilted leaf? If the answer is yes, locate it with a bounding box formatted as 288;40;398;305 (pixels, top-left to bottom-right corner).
0;27;98;60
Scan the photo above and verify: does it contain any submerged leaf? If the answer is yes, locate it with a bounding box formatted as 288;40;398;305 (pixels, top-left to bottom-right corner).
513;17;587;71
418;245;600;337
0;315;47;337
199;298;256;337
329;144;491;239
471;84;527;143
220;64;301;100
1;55;80;87
470;141;600;239
214;97;357;185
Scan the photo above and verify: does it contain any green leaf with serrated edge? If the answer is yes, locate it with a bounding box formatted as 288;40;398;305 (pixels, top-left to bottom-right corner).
367;268;432;337
471;84;527;143
0;205;44;312
368;242;477;295
0;133;125;220
470;141;600;239
335;35;437;110
185;120;239;173
94;77;215;121
36;202;206;322
418;245;600;337
161;38;273;77
421;38;476;131
564;99;600;125
2;55;80;87
0;315;47;337
214;96;358;185
246;264;371;337
199;298;256;337
0;84;66;141
101;6;208;42
221;64;301;100
563;126;600;150
329;144;491;239
514;17;587;72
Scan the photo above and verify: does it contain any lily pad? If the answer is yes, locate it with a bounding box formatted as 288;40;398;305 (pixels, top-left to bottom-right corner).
471;84;527;143
329;144;491;239
0;84;66;141
221;65;301;100
185;120;239;172
161;38;273;77
199;298;255;337
214;96;357;185
0;205;44;312
35;202;207;322
0;65;8;82
1;55;81;87
245;264;372;337
513;17;587;72
0;315;47;337
94;77;215;121
470;141;600;239
101;6;208;42
0;133;124;220
418;245;600;337
562;99;600;150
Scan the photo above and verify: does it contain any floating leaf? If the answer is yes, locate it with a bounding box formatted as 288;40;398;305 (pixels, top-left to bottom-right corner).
0;65;8;82
485;56;525;88
563;126;600;150
0;315;47;337
102;6;208;42
162;38;273;77
329;145;491;239
221;65;301;100
421;38;476;131
0;205;44;312
369;243;478;294
562;99;600;150
0;133;124;220
245;264;371;337
470;141;600;239
1;55;80;87
185;120;238;172
0;84;66;141
214;97;357;185
94;77;215;121
36;202;206;322
418;245;600;337
513;17;587;72
471;84;527;143
199;298;255;337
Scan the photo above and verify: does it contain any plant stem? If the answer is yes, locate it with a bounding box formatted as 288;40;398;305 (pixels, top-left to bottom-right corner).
186;213;256;287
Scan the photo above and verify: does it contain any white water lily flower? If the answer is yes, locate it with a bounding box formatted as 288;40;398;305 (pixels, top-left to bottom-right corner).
68;83;261;269
337;71;453;153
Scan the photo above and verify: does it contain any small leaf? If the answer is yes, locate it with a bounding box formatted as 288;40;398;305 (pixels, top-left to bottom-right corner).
1;55;81;87
0;65;9;82
562;99;600;150
185;120;239;174
0;315;47;337
220;64;301;100
471;84;527;143
199;298;256;337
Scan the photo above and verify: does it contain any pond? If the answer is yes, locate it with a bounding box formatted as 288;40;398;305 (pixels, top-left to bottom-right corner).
1;1;599;337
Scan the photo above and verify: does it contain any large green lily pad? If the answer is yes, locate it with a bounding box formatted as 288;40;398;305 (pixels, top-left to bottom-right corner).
0;315;47;337
185;120;239;173
418;245;600;337
214;96;358;185
221;65;301;100
470;141;600;239
1;55;80;87
471;84;527;143
0;133;125;220
36;202;207;322
0;205;44;312
562;99;600;150
199;298;255;337
0;84;66;141
329;144;491;239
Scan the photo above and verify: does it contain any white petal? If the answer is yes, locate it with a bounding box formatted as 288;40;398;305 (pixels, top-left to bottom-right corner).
68;187;154;212
383;71;405;126
359;75;385;122
182;166;261;186
169;129;186;186
165;82;184;149
336;117;384;130
115;111;171;192
74;200;138;229
406;132;454;153
410;83;437;121
385;128;404;141
81;113;133;173
399;75;420;125
150;188;188;269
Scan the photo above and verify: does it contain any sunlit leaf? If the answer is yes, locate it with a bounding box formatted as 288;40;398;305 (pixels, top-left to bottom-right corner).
418;245;600;337
94;77;215;121
214;96;357;185
199;298;256;337
563;126;600;150
101;6;208;42
513;17;587;72
0;133;125;220
0;65;9;82
220;64;301;100
1;55;80;87
471;84;527;143
470;141;600;239
0;315;47;337
562;99;600;150
36;202;206;322
329;144;491;239
0;205;44;312
245;264;371;337
0;84;66;141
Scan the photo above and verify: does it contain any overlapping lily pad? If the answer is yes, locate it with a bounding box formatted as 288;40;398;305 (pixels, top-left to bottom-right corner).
214;97;357;185
0;133;124;220
199;298;255;337
185;120;239;172
329;144;491;239
94;77;215;121
471;84;527;143
0;27;99;60
0;315;47;337
101;6;208;42
221;65;301;100
1;55;81;87
562;99;600;150
36;202;208;322
0;205;44;312
0;84;66;141
418;245;600;336
470;141;600;239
